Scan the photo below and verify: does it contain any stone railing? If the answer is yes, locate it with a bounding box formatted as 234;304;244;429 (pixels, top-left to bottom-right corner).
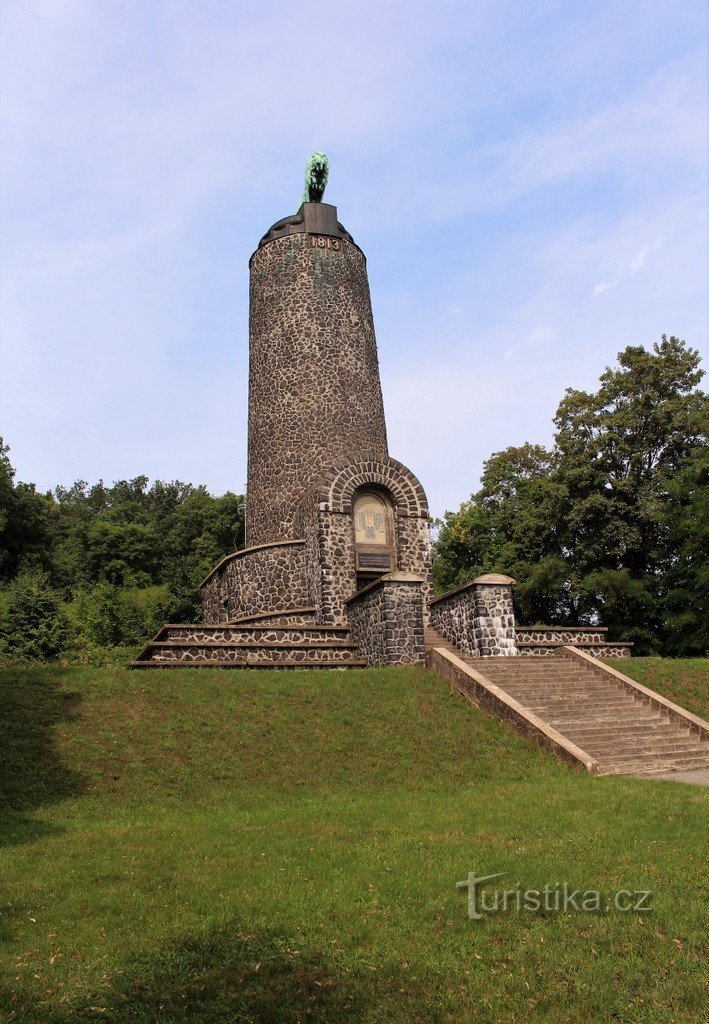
200;540;310;623
516;626;608;644
345;572;425;667
429;574;517;657
515;626;633;658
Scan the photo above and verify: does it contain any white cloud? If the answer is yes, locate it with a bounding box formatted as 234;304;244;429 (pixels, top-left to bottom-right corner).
629;238;663;273
504;326;556;360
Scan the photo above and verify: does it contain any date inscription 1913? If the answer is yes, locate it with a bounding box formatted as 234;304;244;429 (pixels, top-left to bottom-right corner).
310;235;342;251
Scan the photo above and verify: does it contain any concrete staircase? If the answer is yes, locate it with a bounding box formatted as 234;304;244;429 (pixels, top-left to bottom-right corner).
424;629;708;776
130;607;366;669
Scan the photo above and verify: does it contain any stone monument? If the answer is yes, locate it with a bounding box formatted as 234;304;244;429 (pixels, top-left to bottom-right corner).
133;156;633;668
199;154;433;660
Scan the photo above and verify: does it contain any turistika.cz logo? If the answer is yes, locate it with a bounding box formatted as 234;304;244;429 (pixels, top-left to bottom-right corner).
456;872;652;920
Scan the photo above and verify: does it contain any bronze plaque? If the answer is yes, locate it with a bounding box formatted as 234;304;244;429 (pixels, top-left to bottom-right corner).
357;552;391;570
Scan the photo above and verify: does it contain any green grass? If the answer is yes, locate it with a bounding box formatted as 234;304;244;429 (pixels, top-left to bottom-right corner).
0;660;707;1023
603;657;709;719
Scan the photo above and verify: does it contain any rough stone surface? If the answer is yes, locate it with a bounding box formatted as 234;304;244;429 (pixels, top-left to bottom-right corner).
518;643;632;658
246;232;388;547
201;541;310;623
346;574;425;666
292;451;434;626
161;626;349;644
430;578;517;657
184;205;434;660
143;645;360;665
517;627;609;644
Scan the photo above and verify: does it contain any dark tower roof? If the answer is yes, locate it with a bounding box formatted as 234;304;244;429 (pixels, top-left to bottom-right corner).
255;202;357;257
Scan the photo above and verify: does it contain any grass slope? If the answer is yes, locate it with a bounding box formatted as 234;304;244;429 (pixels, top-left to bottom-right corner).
1;661;707;1023
604;657;709;718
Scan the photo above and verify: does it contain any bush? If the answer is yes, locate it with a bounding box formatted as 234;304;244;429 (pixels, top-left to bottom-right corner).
69;583;169;647
0;569;68;661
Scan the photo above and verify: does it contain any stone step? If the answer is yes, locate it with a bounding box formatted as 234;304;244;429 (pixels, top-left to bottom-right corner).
547;718;666;732
477;663;587;674
524;696;643;712
476;671;594;681
597;750;709;774
139;644;361;666
158;625;349;643
503;687;627;698
581;739;706;757
151;639;358;650
130;657;368;670
159;630;352;647
561;722;688;741
561;715;681;731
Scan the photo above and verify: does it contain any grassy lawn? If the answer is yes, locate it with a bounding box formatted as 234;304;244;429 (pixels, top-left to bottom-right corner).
604;657;709;719
0;661;707;1023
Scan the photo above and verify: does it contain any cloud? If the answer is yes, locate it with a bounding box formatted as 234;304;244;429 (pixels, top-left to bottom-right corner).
629;238;663;273
504;326;556;360
593;236;664;296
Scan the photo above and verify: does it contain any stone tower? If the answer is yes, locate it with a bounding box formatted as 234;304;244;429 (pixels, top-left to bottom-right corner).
246;203;388;546
200;166;432;639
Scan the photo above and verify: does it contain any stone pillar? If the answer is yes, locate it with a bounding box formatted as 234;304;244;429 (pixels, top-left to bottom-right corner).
345;572;425;666
429;573;517;657
471;574;517;656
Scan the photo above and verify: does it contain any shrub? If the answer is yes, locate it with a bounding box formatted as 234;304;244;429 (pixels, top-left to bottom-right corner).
0;569;68;661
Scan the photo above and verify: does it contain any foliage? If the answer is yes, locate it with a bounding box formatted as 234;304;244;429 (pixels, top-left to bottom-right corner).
0;440;53;580
0;440;245;653
0;569;68;662
434;337;708;654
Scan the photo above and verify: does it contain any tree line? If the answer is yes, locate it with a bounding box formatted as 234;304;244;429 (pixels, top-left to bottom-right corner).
433;336;707;655
0;460;244;660
0;335;706;659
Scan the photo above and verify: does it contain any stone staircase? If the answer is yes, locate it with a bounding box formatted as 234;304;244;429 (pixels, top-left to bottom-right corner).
130;607;366;669
424;629;708;776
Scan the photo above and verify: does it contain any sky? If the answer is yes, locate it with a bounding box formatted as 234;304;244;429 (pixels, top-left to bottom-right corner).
1;0;707;519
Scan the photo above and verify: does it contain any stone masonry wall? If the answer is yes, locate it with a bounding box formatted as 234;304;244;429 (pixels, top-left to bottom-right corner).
430;584;477;658
304;451;433;626
201;541;310;623
346;574;425;667
246;231;388;546
518;644;632;658
430;576;517;657
516;627;608;644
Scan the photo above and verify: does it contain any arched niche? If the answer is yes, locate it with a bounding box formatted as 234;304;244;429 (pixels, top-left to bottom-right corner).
352;488;396;585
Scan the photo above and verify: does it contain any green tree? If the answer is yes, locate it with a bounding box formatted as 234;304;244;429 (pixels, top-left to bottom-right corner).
0;439;53;580
434;337;708;654
0;569;68;661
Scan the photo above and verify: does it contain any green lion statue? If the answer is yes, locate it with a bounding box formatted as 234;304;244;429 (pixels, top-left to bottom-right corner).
300;151;329;207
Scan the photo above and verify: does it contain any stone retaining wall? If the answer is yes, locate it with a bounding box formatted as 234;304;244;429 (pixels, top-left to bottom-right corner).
346;573;425;666
200;540;310;623
518;644;632;658
161;626;348;644
144;645;357;665
516;627;608;644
